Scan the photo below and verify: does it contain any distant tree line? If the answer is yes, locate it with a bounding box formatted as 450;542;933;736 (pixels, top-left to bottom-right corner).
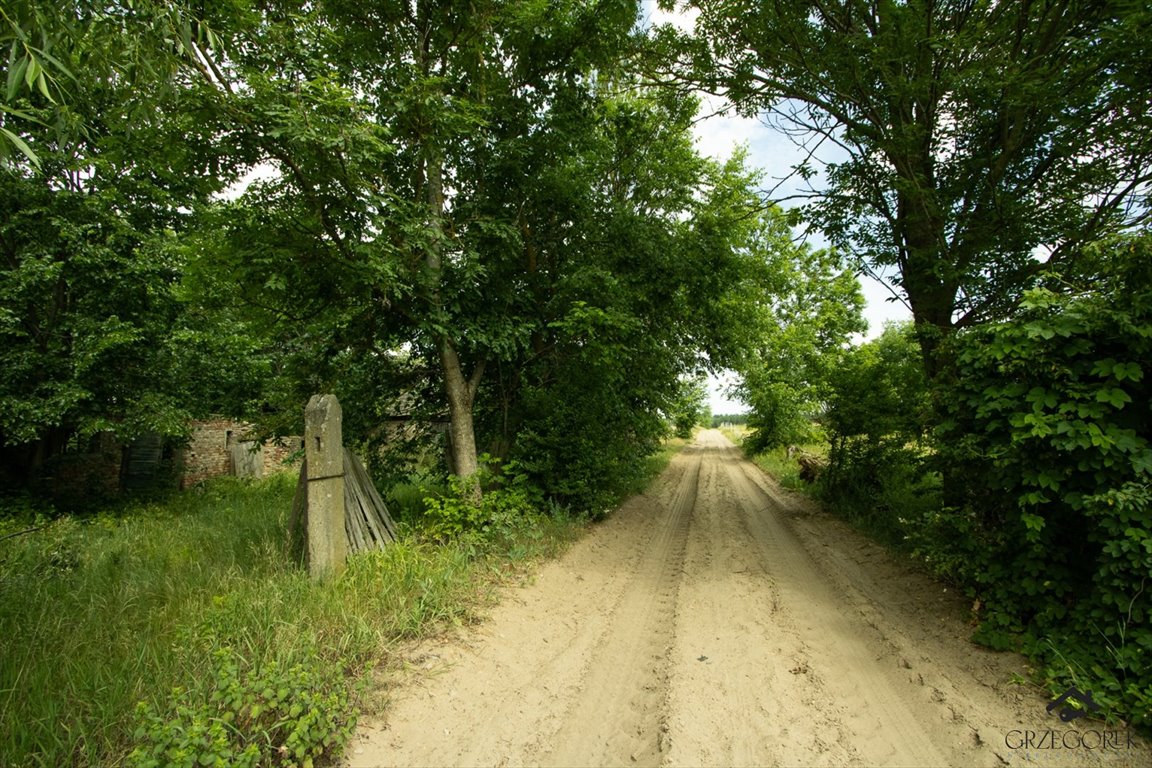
710;413;748;428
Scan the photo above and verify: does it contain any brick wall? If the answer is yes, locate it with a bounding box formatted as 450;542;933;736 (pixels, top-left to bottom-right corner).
180;419;302;488
11;420;301;499
262;437;303;474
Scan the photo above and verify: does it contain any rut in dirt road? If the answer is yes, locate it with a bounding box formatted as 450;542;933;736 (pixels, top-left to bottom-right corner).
345;431;1151;768
539;447;700;767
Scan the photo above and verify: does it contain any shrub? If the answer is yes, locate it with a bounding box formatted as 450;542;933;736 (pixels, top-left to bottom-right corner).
128;647;357;768
420;458;540;545
918;234;1152;727
818;323;936;547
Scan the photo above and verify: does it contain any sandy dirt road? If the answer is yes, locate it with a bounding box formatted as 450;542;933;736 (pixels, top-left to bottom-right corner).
345;430;1149;767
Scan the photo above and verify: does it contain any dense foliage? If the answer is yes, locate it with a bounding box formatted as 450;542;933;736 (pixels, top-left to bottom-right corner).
734;238;865;452
802;238;1152;726
818;323;934;546
662;0;1152;370
184;2;780;511
0;1;265;489
917;235;1152;724
2;1;771;510
4;0;1151;745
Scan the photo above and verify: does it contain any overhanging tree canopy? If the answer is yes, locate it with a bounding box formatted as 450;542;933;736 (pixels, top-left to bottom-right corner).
655;0;1152;370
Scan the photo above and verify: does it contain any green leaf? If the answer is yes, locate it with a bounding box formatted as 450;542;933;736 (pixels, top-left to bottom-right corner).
1114;361;1143;382
1022;511;1045;532
1096;388;1132;408
6;51;29;102
23;55;40;90
0;126;39;167
34;71;52;101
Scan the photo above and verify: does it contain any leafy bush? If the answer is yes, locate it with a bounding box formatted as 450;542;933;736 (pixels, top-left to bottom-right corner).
129;647;357;768
510;368;667;517
818;324;937;547
421;458;540;544
917;234;1152;727
742;380;823;454
820;438;939;548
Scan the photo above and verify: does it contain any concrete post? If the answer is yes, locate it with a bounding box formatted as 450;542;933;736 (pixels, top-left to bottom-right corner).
305;394;346;578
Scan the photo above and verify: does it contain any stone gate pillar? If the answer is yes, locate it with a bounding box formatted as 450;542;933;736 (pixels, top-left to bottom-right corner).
305;394;346;578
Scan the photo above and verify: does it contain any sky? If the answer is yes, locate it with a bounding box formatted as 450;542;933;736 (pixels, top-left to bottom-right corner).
636;3;913;413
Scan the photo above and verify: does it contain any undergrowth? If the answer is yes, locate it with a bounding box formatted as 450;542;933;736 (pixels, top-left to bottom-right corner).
750;446;816;493
0;471;586;767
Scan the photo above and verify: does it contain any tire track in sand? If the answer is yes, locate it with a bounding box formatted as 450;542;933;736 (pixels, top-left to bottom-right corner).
538;446;700;767
716;440;949;767
344;431;1149;768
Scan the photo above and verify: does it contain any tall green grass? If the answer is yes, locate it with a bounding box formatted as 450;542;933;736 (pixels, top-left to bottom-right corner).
716;424;748;447
750;448;808;491
736;437;822;493
0;475;580;767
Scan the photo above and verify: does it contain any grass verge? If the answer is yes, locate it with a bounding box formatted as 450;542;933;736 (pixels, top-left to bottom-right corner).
0;474;585;767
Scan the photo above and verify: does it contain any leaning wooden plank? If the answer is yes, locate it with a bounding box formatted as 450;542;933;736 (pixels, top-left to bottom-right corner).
345;490;367;554
342;452;361;535
347;450;397;544
352;488;374;550
349;450;398;542
355;468;390;547
345;470;371;553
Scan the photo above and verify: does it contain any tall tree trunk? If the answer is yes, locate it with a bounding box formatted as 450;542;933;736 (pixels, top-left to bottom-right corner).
425;149;483;480
439;337;483;479
896;185;955;381
896;186;965;507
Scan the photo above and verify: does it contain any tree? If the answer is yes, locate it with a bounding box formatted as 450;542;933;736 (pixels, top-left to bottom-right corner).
191;0;648;482
667;376;710;438
823;322;929;449
918;233;1152;724
656;0;1152;374
731;215;866;451
0;2;257;486
496;120;787;509
197;1;781;506
817;322;934;544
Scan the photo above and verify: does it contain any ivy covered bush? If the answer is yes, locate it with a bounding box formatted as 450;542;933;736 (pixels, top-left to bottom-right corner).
919;234;1152;727
129;647;357;768
421;457;543;544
